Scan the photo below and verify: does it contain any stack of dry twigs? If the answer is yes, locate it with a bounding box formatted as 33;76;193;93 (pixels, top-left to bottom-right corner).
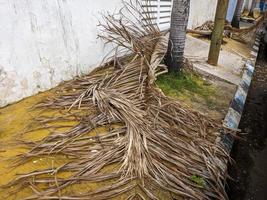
3;1;234;199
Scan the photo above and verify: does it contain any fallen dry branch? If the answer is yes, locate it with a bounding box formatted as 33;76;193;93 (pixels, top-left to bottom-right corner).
3;1;234;199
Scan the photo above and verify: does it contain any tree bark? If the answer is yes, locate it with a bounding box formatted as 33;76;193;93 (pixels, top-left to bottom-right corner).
232;0;245;28
208;0;229;66
165;0;190;72
249;0;257;15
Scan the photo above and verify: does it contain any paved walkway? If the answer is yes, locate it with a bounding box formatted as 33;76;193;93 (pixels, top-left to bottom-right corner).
184;35;250;85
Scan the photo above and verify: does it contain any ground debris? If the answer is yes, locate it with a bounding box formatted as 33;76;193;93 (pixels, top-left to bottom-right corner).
2;1;234;199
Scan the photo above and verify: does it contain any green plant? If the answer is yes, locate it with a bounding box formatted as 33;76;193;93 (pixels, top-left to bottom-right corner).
190;175;205;188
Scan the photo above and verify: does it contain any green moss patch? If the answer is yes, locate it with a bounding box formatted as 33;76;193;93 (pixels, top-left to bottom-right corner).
190;175;205;188
156;72;217;108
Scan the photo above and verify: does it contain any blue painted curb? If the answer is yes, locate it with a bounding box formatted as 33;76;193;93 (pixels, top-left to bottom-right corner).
220;32;261;154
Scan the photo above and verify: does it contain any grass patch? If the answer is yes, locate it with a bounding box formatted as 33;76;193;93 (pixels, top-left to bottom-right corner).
190;175;205;188
156;72;216;107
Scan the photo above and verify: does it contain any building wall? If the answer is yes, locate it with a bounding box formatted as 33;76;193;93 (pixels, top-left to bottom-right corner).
244;0;253;10
0;0;123;107
243;0;261;11
226;0;238;22
188;0;218;29
0;0;218;107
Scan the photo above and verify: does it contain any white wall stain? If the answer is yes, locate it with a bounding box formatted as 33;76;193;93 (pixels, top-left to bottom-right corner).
0;0;218;107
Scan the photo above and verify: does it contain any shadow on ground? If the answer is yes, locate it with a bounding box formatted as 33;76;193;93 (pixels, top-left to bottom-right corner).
227;37;267;200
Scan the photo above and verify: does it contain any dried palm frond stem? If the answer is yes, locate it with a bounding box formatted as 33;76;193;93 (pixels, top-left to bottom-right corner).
4;1;234;199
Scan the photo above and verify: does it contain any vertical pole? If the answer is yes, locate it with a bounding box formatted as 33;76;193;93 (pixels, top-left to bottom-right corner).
232;0;245;28
208;0;230;66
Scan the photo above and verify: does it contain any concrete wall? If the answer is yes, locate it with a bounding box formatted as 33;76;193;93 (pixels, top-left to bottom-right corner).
243;0;261;11
0;0;218;107
226;0;238;22
188;0;218;29
0;0;122;107
244;0;253;10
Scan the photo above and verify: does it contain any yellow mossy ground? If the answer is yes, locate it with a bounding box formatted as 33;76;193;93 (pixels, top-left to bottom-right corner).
0;88;172;199
0;89;66;199
0;69;232;199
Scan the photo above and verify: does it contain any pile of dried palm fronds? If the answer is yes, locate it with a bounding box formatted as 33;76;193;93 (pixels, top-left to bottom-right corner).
187;21;215;36
188;17;263;43
3;1;234;199
195;21;215;32
187;21;231;37
231;16;264;44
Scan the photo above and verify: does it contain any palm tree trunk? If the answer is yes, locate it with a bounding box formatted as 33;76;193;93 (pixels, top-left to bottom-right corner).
165;0;190;72
232;0;245;28
249;0;257;15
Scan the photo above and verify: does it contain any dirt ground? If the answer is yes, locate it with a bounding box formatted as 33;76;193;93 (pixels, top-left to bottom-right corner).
227;38;267;200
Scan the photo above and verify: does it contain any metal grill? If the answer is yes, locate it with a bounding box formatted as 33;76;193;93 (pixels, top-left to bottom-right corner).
141;0;172;30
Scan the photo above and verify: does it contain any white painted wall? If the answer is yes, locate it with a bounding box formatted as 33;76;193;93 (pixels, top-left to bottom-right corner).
226;0;238;22
188;0;218;29
0;0;218;107
0;0;122;107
